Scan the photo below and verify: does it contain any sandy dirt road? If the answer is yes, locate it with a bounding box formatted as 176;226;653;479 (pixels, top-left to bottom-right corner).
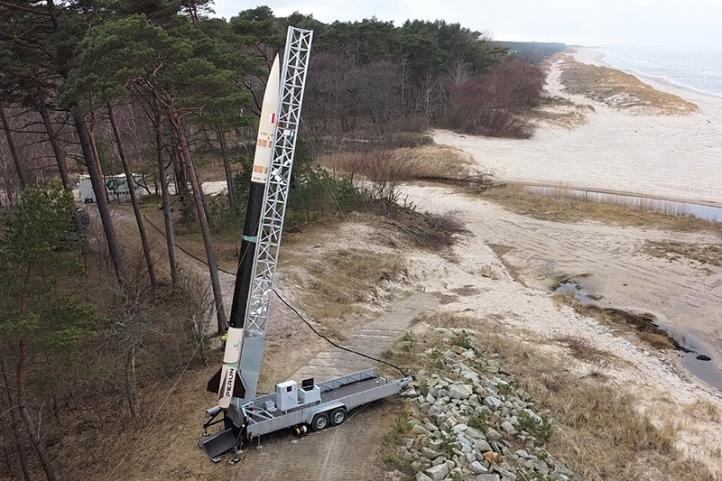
106;207;446;481
230;292;437;481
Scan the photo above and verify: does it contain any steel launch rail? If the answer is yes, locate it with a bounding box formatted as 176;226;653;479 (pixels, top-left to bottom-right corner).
199;26;413;462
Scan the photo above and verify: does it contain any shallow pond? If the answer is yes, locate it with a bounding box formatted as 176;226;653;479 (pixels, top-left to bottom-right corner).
661;325;722;390
525;185;722;223
554;282;722;389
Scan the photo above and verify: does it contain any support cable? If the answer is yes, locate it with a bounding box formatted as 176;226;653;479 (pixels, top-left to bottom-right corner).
141;213;409;377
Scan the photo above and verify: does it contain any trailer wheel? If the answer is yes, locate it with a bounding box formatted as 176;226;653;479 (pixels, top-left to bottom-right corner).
311;413;329;431
330;408;347;426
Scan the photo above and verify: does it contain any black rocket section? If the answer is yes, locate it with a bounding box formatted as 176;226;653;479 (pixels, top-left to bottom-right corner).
207;180;264;394
228;180;266;328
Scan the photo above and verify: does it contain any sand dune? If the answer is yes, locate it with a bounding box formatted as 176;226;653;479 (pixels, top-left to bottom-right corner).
435;49;722;205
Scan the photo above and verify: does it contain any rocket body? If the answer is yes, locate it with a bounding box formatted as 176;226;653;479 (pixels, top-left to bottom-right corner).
228;54;280;328
211;55;281;409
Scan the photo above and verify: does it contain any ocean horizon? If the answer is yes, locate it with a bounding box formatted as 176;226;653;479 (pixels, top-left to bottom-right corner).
597;45;722;98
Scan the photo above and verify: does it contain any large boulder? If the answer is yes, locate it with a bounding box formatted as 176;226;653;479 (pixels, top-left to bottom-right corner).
415;472;433;481
501;421;516;434
448;383;473;400
470;460;489;474
484;396;502;409
424;463;449;481
476;475;500;481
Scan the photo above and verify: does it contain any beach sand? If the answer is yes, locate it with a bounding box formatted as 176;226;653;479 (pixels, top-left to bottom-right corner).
434;48;722;205
429;50;722;417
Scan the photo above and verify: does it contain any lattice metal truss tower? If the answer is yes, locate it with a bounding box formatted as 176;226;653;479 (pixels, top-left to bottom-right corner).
233;27;314;406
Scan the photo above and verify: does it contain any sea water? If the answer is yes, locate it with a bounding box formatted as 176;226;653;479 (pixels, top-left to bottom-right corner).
598;45;722;97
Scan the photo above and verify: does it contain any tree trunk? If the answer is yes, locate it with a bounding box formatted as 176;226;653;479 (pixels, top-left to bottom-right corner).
88;120;104;178
169;150;182;196
124;345;138;418
168;109;227;332
108;103;157;289
169;149;193;221
35;98;70;190
217;127;236;207
0;358;31;481
155;112;178;289
72;107;126;285
1;434;13;480
0;106;27;190
16;342;57;481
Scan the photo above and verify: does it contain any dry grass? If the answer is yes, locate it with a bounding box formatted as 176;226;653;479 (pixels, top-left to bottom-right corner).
288;247;406;326
555;335;615;363
413;312;486;330
530;95;594;129
559;299;680;352
684;400;721;423
389;145;477;180
464;329;715;481
559;56;697;115
529;108;588;128
643;240;722;267
320;147;470;250
475;184;722;234
639;331;678;350
320;144;477;182
395;322;714;481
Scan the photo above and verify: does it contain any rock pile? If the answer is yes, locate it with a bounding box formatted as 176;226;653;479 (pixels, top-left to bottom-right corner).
385;333;580;481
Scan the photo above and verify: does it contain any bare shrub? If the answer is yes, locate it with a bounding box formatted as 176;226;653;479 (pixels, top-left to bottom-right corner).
323;145;474;183
323;150;410;206
320;149;468;249
445;57;546;138
381;131;434;147
378;208;466;249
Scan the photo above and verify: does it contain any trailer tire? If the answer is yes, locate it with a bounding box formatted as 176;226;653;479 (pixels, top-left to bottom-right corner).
330;408;347;426
311;413;330;431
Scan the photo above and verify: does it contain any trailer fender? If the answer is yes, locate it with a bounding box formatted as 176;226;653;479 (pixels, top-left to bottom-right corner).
304;401;345;425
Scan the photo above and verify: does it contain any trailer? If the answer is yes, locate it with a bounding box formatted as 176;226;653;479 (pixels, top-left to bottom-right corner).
200;369;412;460
199;26;412;461
78;173;147;204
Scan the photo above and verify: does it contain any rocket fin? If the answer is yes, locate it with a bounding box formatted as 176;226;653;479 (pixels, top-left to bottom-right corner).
233;372;246;398
207;368;222;394
218;366;246;408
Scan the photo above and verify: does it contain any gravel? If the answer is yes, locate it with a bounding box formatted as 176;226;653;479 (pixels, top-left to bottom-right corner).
383;329;581;481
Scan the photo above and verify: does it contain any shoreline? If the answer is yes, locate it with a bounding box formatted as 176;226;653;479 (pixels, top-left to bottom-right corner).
434;50;722;205
573;46;722;117
573;46;722;102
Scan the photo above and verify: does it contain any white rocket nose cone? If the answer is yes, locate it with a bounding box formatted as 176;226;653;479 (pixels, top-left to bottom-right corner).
251;55;281;184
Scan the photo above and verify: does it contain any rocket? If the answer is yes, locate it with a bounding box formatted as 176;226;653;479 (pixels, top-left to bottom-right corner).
207;55;281;409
